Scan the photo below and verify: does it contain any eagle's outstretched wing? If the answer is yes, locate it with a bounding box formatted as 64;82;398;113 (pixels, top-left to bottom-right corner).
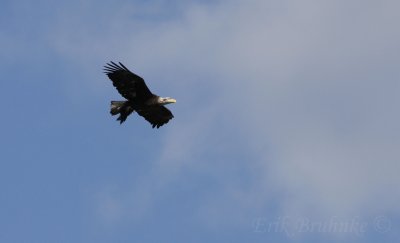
103;62;153;101
137;106;174;128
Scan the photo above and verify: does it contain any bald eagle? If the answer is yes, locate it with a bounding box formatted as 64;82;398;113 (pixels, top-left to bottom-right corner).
103;62;176;128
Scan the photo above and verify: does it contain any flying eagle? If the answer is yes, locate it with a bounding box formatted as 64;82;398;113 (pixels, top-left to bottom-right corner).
103;61;176;128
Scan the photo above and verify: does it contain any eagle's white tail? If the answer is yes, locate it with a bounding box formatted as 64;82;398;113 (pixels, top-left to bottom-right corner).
110;101;126;116
110;101;134;124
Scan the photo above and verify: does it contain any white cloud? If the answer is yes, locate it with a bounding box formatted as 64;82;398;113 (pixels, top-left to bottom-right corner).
51;0;400;228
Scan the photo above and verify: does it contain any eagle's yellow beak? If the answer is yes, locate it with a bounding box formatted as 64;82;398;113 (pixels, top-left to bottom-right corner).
164;98;176;104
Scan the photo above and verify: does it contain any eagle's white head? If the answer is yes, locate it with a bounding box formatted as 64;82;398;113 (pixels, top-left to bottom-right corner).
158;97;177;105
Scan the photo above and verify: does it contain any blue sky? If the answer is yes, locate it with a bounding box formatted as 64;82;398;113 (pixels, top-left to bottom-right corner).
1;0;399;242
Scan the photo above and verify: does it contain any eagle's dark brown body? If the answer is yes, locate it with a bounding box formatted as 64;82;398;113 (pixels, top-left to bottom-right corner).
104;62;175;128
